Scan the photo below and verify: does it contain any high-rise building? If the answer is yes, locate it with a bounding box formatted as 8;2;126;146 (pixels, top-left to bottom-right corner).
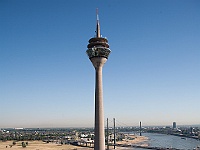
173;122;176;129
86;10;111;150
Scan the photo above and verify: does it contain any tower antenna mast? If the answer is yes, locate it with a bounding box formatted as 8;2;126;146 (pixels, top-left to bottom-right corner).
96;8;99;21
96;8;101;38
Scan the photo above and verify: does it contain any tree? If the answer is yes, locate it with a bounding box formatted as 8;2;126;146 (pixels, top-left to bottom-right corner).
13;141;16;145
22;142;26;148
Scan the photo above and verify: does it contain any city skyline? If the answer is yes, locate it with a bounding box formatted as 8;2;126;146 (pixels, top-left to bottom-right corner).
0;0;200;128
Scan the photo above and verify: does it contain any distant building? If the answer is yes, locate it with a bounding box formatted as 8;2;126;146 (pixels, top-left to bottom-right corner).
173;122;176;129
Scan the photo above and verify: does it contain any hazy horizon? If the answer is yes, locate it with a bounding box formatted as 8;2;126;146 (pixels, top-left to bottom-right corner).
1;0;199;128
1;123;200;129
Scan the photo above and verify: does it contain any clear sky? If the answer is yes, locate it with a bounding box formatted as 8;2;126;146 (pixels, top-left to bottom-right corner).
0;0;200;128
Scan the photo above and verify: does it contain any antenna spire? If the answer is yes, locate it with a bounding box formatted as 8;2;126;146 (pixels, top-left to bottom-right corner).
96;8;101;38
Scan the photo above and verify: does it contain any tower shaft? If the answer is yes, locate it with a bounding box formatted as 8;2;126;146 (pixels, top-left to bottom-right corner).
91;57;107;150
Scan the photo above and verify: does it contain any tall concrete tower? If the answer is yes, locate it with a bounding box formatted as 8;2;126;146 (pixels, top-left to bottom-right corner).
86;9;111;150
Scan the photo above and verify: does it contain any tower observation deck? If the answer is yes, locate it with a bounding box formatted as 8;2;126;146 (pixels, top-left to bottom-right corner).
86;10;111;59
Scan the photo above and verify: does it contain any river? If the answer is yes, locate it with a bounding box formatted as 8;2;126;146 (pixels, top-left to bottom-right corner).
125;133;200;150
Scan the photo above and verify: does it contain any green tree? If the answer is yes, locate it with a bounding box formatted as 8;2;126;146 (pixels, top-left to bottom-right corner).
22;142;26;148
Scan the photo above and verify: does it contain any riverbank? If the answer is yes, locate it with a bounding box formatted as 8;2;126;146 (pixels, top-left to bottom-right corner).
116;134;148;146
0;135;148;150
0;140;80;150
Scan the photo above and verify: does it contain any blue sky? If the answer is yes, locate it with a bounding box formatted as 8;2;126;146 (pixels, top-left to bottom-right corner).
0;0;200;128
